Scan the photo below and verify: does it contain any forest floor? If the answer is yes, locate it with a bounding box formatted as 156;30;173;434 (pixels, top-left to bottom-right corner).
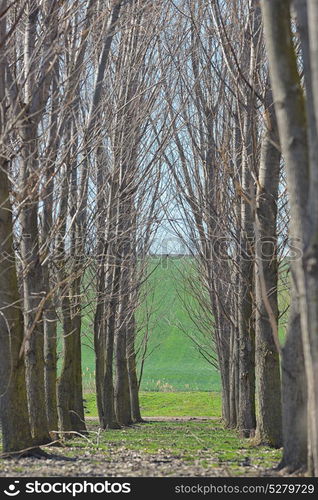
0;417;288;478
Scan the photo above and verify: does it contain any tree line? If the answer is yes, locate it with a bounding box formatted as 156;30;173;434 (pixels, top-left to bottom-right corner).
0;0;317;476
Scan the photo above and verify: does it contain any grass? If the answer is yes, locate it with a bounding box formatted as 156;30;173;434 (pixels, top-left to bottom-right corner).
72;390;283;476
102;421;282;473
84;391;222;418
61;419;282;476
135;257;219;391
80;256;220;392
79;256;289;393
0;390;283;477
79;389;282;476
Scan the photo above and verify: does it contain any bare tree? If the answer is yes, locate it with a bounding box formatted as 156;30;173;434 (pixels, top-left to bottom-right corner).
261;0;313;473
0;0;34;454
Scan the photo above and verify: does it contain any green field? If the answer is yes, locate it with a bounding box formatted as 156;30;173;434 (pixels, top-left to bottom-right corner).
84;391;222;417
80;256;289;392
81;256;220;392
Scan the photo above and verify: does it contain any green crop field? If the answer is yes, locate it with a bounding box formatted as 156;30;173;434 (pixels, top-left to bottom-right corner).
80;256;289;393
80;256;220;393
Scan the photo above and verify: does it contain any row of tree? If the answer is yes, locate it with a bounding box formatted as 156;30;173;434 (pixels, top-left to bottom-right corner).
0;0;165;452
0;0;317;476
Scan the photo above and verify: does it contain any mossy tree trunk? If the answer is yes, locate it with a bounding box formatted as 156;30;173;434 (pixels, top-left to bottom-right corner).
0;162;34;453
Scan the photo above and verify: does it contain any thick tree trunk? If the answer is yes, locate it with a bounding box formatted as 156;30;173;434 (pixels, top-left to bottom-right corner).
114;184;133;426
20;147;50;445
255;89;282;447
97;177;120;429
261;0;309;471
42;198;59;433
113;227;132;426
0;163;34;453
0;0;45;453
304;0;318;476
237;131;256;437
237;25;259;436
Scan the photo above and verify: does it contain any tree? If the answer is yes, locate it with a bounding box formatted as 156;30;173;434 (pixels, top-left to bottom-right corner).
94;0;168;428
255;85;282;447
0;0;34;453
260;0;318;473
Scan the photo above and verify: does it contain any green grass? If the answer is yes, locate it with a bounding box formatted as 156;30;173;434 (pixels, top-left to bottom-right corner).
80;256;289;392
135;257;219;392
62;419;282;476
103;421;282;472
84;391;222;418
80;257;220;392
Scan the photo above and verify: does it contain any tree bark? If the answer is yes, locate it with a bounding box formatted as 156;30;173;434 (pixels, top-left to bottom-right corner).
20;135;50;444
0;161;34;453
56;137;87;435
278;287;307;472
261;0;309;471
255;88;282;447
41;64;60;433
237;109;256;438
126;313;142;422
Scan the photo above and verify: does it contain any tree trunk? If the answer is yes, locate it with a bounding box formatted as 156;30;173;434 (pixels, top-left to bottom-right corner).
0;1;32;455
278;289;307;472
94;270;106;425
102;249;122;429
114;314;132;425
237;121;256;437
261;0;309;471
126;313;142;422
41;62;60;433
94;145;108;427
113;178;133;426
56;149;87;435
218;320;231;427
0;162;34;453
43;305;58;432
96;176;120;429
20;136;50;444
229;325;238;428
57;291;74;433
255;88;282;447
71;300;86;432
304;0;318;476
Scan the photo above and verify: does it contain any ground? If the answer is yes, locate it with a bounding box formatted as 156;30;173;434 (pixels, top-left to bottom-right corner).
0;417;284;477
